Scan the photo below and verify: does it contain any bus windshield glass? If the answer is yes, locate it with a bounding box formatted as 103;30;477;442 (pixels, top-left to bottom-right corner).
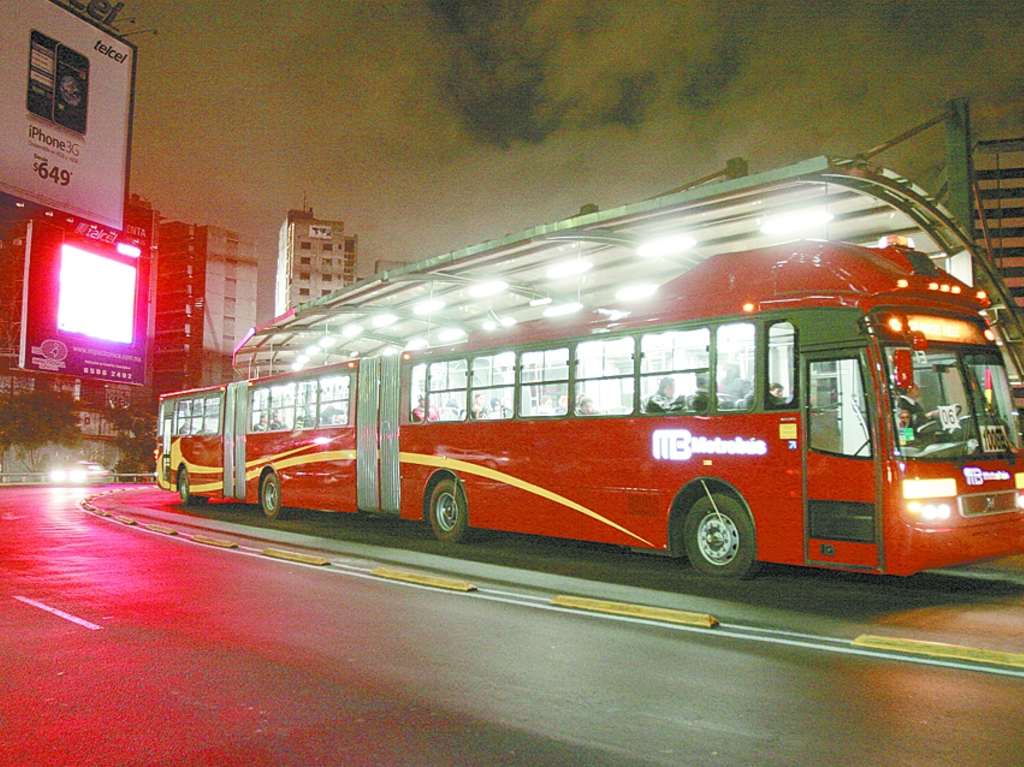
886;346;1020;458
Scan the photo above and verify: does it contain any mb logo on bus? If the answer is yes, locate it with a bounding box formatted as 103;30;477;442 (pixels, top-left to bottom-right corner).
652;429;768;462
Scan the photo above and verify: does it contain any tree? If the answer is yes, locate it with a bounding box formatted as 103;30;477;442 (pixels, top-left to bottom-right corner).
0;389;80;472
107;405;156;474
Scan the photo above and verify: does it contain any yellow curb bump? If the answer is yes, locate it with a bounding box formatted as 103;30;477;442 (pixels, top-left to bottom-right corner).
261;547;330;566
551;595;719;629
852;634;1024;669
189;534;238;549
113;515;137;526
371;566;476;592
141;523;178;536
92;509;111;517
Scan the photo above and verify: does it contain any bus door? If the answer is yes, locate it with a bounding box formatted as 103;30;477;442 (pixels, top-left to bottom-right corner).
356;355;401;514
803;353;881;571
222;381;248;500
160;401;173;485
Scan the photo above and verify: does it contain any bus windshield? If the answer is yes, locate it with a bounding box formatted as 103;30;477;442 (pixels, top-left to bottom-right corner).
886;346;1020;459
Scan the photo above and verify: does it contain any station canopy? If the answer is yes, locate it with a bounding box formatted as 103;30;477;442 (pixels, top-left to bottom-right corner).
233;155;981;378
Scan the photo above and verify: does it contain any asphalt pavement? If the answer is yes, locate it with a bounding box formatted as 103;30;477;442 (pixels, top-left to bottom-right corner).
1;485;1022;766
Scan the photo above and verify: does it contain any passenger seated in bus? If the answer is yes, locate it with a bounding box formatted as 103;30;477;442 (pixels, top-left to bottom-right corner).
253;413;269;432
412;396;439;422
268;414;284;431
645;377;685;413
320;404;343;425
490;397;511;418
471;393;489;419
689;390;710;414
576;396;598;416
294;408;314;429
768;382;789;406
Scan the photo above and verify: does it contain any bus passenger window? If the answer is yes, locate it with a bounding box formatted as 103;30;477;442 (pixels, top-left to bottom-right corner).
766;322;796;409
640;328;709;414
269;382;296;431
318;375;350;426
716;323;755;412
175;398;194;435
250;388;270;432
428;359;468;422
574;337;635;416
471;352;514;420
808;358;872;457
295;380;317;429
520;348;569;417
201;395;221;435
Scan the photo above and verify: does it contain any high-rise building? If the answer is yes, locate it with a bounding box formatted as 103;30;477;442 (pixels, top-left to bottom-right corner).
153;221;257;394
975;138;1024;309
275;209;358;315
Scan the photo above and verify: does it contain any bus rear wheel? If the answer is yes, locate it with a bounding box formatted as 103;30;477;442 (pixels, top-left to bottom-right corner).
683;493;759;578
260;472;284;520
428;478;468;543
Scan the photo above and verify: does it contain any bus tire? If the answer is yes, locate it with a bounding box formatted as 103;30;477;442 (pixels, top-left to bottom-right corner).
428;478;468;543
260;471;284;520
177;467;194;506
683;493;759;578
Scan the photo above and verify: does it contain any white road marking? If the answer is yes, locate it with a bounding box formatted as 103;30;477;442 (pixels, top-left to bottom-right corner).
14;596;102;631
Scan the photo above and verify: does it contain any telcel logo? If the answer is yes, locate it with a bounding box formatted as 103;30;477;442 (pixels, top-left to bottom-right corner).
652;429;767;462
962;467;1011;486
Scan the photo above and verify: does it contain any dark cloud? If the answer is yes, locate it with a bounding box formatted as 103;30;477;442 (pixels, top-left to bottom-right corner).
125;0;1024;322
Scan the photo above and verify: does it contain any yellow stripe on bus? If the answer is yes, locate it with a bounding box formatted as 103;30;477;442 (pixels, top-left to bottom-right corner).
399;452;656;548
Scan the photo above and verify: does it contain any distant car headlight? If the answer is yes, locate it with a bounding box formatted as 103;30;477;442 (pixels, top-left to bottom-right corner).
50;469;67;482
68;469;87;483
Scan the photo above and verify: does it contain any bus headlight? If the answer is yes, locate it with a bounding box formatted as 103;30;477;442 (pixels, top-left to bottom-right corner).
906;500;952;521
1016;492;1024;510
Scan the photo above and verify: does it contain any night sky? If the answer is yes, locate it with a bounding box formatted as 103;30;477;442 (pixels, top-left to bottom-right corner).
125;0;1024;322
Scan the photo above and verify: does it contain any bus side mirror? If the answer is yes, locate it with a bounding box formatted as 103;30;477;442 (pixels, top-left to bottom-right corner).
892;349;914;389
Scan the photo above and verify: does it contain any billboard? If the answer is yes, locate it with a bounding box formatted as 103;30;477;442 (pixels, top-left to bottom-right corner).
0;0;135;230
20;219;149;384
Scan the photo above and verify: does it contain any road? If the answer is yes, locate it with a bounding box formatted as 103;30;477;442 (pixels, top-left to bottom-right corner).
1;484;1022;766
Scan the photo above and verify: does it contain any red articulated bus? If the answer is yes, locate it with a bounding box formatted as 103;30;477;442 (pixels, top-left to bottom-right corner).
156;240;1024;577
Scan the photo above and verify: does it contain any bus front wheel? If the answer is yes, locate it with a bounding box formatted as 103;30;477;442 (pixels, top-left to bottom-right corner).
428;478;468;543
260;472;284;520
177;468;193;506
683;493;759;578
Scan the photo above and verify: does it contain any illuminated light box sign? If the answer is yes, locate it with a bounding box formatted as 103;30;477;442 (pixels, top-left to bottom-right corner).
652;429;768;461
57;243;136;343
19;220;149;384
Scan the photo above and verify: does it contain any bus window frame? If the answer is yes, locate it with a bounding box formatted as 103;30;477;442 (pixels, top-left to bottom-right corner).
765;320;798;411
806;352;875;460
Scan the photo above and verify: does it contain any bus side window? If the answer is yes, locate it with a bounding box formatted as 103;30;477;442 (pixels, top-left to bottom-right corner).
429;359;468;422
716;323;756;412
766;321;796;409
250;387;270;432
269;382;297;431
410;364;429;422
202;394;221;435
471;351;515;420
175;398;192;435
295;380;317;429
574;336;635;416
318;375;350;426
640;328;709;414
520;347;569;417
